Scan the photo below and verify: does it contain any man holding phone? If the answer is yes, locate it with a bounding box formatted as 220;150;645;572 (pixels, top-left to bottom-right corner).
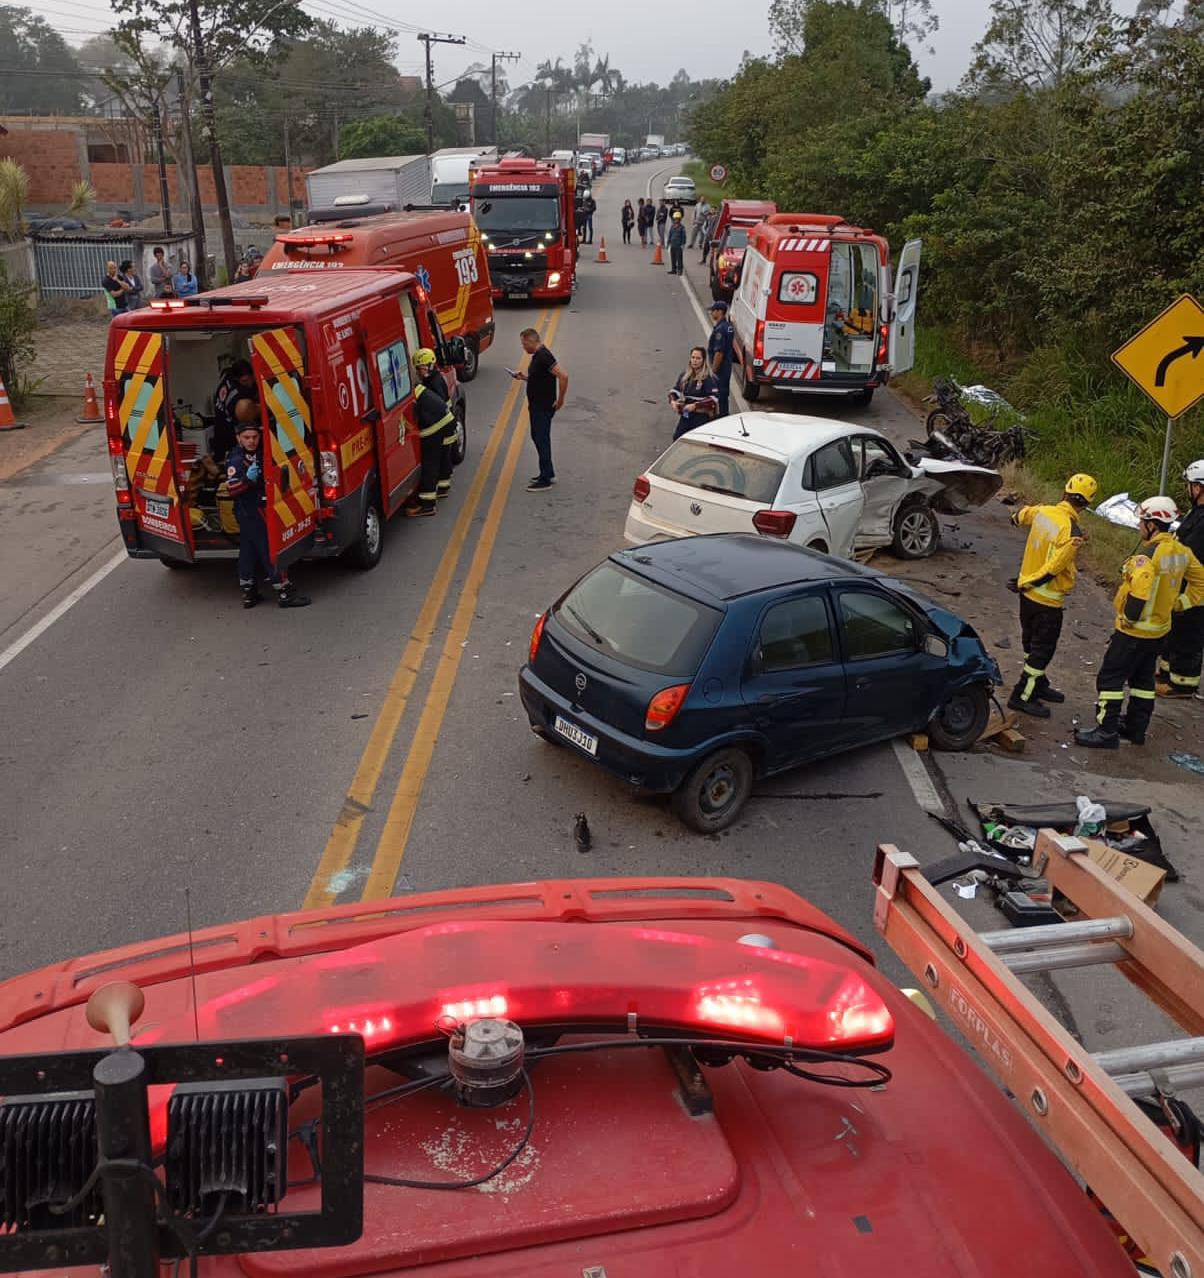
511;329;568;492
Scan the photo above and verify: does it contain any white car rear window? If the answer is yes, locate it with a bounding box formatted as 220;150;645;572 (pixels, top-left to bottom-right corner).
650;439;785;504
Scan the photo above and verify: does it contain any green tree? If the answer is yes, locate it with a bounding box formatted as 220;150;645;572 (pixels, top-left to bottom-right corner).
0;7;83;114
337;116;427;161
968;0;1119;90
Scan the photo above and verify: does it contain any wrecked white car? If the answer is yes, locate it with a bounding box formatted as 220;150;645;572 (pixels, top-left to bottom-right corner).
624;412;1002;560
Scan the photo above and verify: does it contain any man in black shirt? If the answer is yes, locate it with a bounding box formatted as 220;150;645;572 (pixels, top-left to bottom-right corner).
513;328;568;492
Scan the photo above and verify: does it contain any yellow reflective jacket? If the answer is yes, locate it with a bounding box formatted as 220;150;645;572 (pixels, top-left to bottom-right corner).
1012;500;1083;608
1113;532;1204;640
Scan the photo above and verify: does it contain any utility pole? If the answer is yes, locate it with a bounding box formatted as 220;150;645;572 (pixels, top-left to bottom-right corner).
188;0;237;284
175;65;207;287
417;31;466;154
282;117;294;229
152;100;172;234
490;51;519;147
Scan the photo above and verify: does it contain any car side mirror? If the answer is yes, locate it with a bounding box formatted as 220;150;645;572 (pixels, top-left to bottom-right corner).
923;633;948;658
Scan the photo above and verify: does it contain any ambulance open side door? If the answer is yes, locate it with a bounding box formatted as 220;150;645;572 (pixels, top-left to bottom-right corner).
889;239;922;376
250;327;319;570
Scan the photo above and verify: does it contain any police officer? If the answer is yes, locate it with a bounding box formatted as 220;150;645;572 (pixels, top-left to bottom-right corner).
412;347;457;501
707;299;735;418
1157;458;1204;699
403;351;456;517
225;400;311;608
1006;472;1097;718
1075;496;1204;748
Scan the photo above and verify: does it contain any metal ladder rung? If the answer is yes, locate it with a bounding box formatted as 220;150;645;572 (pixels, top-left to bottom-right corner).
1110;1061;1204;1099
1000;941;1127;975
981;915;1133;955
1096;1037;1204;1075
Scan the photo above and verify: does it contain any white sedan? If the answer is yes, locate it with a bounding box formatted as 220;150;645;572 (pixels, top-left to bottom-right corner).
663;176;698;205
624;413;1001;560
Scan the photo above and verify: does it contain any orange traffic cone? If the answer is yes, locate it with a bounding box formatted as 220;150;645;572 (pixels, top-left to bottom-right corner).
596;237;609;263
0;373;26;432
78;371;102;423
651;241;664;266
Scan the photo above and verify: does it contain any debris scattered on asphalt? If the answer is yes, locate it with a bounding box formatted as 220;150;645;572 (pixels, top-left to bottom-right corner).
1169;752;1204;775
574;812;592;853
996;637;1011;649
998;490;1019;506
350;713;368;720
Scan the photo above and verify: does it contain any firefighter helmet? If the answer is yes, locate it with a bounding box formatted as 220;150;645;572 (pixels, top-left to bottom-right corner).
1064;473;1098;503
413;347;438;368
1136;496;1179;525
1183;459;1204;485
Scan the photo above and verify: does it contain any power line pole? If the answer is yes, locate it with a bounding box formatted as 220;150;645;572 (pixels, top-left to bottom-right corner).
175;65;207;286
282;117;295;229
417;32;466;154
152;99;172;234
187;0;237;284
490;51;519;147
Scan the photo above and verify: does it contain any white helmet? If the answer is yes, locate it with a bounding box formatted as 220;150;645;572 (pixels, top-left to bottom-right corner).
1136;495;1179;525
1184;459;1204;485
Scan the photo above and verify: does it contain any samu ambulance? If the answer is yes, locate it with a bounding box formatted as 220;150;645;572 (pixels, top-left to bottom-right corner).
730;213;921;407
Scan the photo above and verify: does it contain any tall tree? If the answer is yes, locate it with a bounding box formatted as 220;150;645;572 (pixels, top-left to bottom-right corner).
0;8;83;114
969;0;1119;90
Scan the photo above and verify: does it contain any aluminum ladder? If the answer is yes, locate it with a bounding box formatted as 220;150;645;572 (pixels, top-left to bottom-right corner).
874;830;1204;1278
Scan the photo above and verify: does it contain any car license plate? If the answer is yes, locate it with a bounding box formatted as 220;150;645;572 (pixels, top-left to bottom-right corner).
554;715;597;756
507;290;530;300
144;497;171;520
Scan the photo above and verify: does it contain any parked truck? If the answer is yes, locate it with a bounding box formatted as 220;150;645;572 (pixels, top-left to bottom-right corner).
430;146;500;208
579;132;611;168
304;155;432;216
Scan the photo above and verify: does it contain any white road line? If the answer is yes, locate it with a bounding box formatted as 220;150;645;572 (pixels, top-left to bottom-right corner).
0;547;127;676
890;738;945;814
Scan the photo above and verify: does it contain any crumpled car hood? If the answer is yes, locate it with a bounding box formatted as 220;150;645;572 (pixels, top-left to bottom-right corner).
908;457;1003;515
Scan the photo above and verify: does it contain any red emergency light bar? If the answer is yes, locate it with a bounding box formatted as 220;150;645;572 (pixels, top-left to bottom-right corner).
140;921;895;1057
281;232;354;247
148;296;270;310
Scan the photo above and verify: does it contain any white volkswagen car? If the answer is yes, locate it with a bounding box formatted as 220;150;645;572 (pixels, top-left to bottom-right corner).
624;413;1000;560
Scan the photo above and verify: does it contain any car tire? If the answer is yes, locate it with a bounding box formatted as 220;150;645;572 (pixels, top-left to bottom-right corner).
891;501;939;559
159;556;194;569
671;747;755;834
851;386;875;408
451;400;467;466
458;337;480;382
741;363;761;403
928;683;990;751
347;487;384;570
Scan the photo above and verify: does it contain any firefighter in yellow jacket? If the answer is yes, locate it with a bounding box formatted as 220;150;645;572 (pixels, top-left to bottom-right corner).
1007;473;1097;718
1075;496;1204;748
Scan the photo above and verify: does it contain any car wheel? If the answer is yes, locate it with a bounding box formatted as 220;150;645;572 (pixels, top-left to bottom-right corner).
458;337;480;382
928;683;990;751
671;747;754;834
891;501;939;559
851;386;874;408
159;556;194;569
346;488;384;570
741;363;761;403
451;400;467;466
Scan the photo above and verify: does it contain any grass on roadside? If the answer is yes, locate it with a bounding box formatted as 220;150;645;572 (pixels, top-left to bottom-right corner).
681;159;727;207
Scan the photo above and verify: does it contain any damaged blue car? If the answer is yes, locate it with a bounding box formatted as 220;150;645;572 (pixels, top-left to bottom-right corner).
520;534;1000;833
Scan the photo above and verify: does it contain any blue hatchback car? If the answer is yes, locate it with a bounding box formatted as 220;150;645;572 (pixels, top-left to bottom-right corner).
520;534;1000;832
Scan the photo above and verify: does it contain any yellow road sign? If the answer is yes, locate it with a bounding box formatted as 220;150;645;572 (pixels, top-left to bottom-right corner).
1111;293;1204;420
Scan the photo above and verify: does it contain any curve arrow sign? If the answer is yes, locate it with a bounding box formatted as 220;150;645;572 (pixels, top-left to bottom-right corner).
1155;334;1204;387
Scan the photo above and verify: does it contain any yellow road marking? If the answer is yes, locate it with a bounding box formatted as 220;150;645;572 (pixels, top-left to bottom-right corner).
302;308;552;909
361;304;566;900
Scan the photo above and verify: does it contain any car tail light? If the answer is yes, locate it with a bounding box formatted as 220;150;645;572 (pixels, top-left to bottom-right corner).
753;509;797;537
877;322;889;367
107;435;131;505
319;448;340;500
632;475;650;503
646;683;691;732
529;611;547;664
753;323;764;362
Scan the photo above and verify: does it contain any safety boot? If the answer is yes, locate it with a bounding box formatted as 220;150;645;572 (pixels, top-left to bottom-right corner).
1035;680;1066;703
276;582;312;609
1156;683;1196;699
241;583;261;609
1073;725;1119;749
1007;691;1050;719
1117;721;1146;745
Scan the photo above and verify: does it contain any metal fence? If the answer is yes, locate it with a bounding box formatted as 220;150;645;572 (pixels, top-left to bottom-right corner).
33;237;136;298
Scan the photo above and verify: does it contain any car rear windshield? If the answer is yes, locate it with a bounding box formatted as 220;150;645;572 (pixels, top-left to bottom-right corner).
555;562;721;676
649;439;785;505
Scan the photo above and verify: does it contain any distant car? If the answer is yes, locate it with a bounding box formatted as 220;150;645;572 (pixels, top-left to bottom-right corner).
664;176;698;205
520;534;999;832
625;413;1002;561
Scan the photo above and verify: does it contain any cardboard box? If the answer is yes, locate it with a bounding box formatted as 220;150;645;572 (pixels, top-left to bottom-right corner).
1084;838;1166;906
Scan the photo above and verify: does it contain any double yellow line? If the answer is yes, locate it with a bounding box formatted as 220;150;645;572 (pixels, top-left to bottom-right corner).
304;304;565;908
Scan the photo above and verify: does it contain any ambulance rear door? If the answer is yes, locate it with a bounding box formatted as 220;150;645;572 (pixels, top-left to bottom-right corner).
889;239;922;376
359;295;421;516
250;327;319;570
113;328;194;560
762;237;829;383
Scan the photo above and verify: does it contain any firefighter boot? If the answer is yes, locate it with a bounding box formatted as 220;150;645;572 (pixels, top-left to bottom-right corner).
241;582;261;609
1119;690;1156;744
1074;725;1119;749
275;581;312;609
1035;677;1066;703
1074;693;1121;749
1007;667;1050;718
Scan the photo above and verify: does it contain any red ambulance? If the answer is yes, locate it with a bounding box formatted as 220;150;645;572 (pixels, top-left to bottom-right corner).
707;199;777;300
103;270;467;574
258;208;494;380
730;213;921;407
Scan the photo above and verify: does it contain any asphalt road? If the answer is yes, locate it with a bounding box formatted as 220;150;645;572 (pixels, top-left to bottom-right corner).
0;160;958;985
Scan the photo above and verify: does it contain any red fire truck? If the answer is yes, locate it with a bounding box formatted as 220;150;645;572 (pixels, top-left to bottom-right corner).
730;212;921;407
469;156;576;303
103;270;468;574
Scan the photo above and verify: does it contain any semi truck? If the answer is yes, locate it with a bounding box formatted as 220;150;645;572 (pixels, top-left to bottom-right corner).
430;146;500;208
304;155;431;216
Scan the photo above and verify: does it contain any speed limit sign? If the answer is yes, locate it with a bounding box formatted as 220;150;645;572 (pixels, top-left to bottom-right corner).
709;163;728;183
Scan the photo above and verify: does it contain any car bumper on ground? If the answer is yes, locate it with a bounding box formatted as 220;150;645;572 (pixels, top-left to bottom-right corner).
519;666;700;793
